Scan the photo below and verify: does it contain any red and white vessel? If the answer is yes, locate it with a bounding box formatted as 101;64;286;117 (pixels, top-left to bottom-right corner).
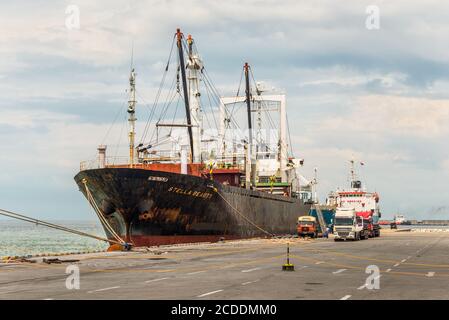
327;160;381;237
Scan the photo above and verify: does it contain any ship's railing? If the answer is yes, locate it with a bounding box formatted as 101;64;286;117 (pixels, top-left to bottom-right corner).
80;150;273;171
80;151;194;171
79;155;247;171
79;156;129;171
139;149;183;163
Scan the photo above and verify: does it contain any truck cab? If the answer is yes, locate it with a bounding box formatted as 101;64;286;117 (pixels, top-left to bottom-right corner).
297;216;318;238
334;208;364;241
362;217;372;239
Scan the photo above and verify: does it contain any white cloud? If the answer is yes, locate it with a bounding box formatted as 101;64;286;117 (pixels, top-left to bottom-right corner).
297;66;408;90
1;1;449;219
316;94;449;138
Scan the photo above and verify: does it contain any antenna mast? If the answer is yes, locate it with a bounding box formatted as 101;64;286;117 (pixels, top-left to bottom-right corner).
128;68;137;167
313;167;318;203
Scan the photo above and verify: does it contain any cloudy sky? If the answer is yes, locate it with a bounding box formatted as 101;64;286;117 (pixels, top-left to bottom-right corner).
0;0;448;220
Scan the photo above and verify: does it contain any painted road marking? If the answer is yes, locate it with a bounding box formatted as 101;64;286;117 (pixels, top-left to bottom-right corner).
197;289;224;298
43;298;54;300
156;269;175;273
386;269;392;273
426;272;435;277
401;259;407;263
393;263;400;267
340;295;351;300
145;277;169;283
242;267;261;273
332;269;347;274
87;286;120;293
357;283;367;290
315;261;324;265
187;270;207;275
242;279;260;286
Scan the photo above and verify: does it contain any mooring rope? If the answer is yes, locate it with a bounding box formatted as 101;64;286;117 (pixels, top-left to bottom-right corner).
85;188;123;242
81;179;126;244
213;188;274;237
0;208;123;245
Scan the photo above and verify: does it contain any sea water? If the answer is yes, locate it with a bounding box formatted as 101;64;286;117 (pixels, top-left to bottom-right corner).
0;220;108;258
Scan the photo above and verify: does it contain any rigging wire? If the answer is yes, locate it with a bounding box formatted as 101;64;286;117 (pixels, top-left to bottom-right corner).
168;95;182;136
100;100;127;146
286;113;295;157
85;99;127;163
150;73;181;144
140;34;176;144
113;112;128;163
200;73;219;131
224;68;244;132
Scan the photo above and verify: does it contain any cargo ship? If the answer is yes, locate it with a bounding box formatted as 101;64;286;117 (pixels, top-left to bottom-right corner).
326;160;381;237
74;29;313;247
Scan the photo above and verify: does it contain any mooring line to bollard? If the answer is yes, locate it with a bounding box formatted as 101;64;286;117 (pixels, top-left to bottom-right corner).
0;208;123;246
82;178;126;245
212;188;274;237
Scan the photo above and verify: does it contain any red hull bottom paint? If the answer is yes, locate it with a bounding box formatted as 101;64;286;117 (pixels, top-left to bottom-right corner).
125;235;259;247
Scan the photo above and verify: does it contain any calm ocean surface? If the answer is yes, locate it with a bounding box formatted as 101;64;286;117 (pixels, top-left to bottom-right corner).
0;220;108;258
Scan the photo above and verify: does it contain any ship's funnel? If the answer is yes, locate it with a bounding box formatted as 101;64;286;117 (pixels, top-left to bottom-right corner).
97;145;107;168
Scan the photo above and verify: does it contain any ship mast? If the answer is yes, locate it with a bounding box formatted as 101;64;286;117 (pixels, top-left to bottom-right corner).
349;158;362;190
176;28;195;162
350;159;356;183
244;62;256;188
128;68;137;167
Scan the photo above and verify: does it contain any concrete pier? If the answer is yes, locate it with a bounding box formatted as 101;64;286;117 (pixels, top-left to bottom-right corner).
1;230;449;300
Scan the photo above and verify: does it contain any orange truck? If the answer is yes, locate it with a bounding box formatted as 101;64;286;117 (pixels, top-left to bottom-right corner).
297;216;318;238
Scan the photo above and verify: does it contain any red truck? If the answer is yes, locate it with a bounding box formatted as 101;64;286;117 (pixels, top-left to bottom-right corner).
356;209;380;238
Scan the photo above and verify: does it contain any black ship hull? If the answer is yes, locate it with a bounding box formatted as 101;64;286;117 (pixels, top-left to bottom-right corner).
74;168;311;246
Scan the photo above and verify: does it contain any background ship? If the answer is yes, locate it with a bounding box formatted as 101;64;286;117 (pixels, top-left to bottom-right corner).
74;29;313;246
326;160;381;237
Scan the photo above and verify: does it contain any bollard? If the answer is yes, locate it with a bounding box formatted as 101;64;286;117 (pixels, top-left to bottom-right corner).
282;242;295;271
